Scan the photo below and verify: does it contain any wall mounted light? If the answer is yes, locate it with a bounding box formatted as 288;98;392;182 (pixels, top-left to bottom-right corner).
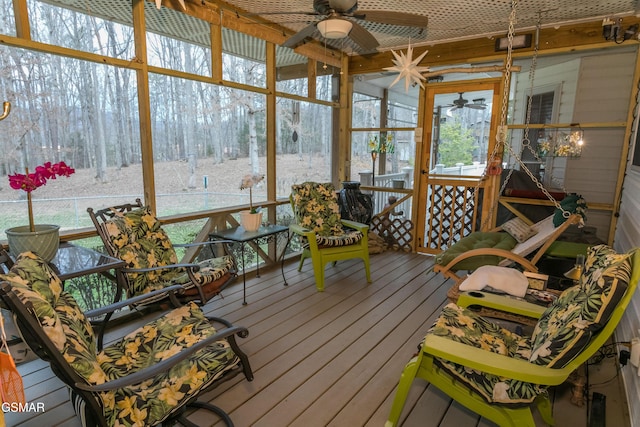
494;33;532;51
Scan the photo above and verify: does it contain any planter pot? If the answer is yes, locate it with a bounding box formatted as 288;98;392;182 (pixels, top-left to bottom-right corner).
392;179;405;189
239;211;263;232
5;224;60;262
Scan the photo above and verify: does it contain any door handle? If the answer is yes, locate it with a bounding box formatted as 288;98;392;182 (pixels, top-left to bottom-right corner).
421;169;428;175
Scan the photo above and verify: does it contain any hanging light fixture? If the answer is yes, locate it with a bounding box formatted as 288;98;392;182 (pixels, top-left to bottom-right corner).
317;19;353;39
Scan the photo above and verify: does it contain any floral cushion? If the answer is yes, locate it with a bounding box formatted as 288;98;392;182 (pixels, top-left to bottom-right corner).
528;285;593;367
103;206;234;299
291;182;344;237
528;245;631;368
579;244;631;327
1;252;240;427
428;303;545;404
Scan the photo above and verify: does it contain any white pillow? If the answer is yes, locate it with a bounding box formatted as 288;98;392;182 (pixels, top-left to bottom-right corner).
459;265;529;298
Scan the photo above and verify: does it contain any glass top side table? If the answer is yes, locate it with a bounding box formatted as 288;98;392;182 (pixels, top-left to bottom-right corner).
209;224;289;305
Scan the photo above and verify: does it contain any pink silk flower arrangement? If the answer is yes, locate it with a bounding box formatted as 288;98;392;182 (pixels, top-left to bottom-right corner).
8;161;76;232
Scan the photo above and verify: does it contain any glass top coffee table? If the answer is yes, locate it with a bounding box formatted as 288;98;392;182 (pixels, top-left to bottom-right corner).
209;224;289;305
51;242;126;282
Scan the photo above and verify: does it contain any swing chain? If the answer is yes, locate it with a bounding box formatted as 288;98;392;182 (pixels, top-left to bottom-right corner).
476;0;519;230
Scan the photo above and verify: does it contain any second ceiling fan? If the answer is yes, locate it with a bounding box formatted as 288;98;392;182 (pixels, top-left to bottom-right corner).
447;93;487;111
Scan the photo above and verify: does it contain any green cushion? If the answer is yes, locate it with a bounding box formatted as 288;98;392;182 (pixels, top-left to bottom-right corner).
579;244;631;327
435;232;517;270
553;193;587;226
528;285;593;368
529;245;631;368
428;303;544;404
544;241;589;259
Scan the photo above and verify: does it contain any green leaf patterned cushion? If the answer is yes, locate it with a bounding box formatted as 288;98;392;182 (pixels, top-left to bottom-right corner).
529;245;631;368
97;302;240;426
291;182;344;237
102;206;235;299
528;285;593;367
0;252;104;392
428;303;545;404
103;206;181;296
579;244;631;327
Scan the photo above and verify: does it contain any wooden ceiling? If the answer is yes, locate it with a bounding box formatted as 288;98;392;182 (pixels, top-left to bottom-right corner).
221;0;638;52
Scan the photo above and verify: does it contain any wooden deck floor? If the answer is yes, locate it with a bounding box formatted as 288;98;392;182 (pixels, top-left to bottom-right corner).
10;251;630;427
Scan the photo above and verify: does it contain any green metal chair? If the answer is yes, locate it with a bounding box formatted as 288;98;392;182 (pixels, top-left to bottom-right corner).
387;245;639;427
289;182;371;291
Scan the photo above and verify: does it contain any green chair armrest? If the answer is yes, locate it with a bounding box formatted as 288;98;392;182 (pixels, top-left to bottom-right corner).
422;335;570;385
289;223;315;238
457;291;547;320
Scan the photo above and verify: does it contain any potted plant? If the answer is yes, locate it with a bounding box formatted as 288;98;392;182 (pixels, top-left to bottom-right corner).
5;161;75;261
239;174;264;231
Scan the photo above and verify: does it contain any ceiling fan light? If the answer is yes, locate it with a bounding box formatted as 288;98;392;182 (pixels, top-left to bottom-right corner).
317;19;353;39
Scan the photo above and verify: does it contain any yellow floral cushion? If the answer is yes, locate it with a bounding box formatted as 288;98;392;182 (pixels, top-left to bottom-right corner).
291;182;344;237
103;206;234;300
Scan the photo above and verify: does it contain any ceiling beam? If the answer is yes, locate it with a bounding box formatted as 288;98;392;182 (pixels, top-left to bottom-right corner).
349;17;640;75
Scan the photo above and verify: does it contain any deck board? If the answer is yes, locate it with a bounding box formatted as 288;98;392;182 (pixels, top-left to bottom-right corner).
11;251;629;427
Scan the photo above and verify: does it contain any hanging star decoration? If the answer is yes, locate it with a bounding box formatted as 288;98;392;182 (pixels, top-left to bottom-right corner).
155;0;186;11
383;45;430;93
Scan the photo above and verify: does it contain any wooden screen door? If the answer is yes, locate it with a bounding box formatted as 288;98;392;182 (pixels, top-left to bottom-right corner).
415;78;503;255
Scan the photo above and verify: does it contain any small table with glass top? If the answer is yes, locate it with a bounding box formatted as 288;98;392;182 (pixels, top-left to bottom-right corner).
50;242;126;282
209;224;289;305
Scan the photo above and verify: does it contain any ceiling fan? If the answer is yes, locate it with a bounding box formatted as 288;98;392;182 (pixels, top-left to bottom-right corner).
259;0;428;53
447;93;487;111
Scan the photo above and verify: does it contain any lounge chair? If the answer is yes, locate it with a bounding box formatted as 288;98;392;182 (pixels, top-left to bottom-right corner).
387;245;639;427
434;193;587;289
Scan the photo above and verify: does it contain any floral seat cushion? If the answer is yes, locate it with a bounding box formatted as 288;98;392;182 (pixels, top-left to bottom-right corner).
528;244;632;367
428;303;544;404
291;182;364;247
0;252;240;427
102;206;234;298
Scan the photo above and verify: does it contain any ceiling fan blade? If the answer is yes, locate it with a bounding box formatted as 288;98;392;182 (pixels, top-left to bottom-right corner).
282;23;318;49
355;10;428;27
466;104;486;110
348;20;379;52
247;11;320;17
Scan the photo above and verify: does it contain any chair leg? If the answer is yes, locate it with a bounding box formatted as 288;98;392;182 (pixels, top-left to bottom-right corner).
386;355;422;427
363;256;372;283
298;249;310;272
312;258;326;291
535;393;555;426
